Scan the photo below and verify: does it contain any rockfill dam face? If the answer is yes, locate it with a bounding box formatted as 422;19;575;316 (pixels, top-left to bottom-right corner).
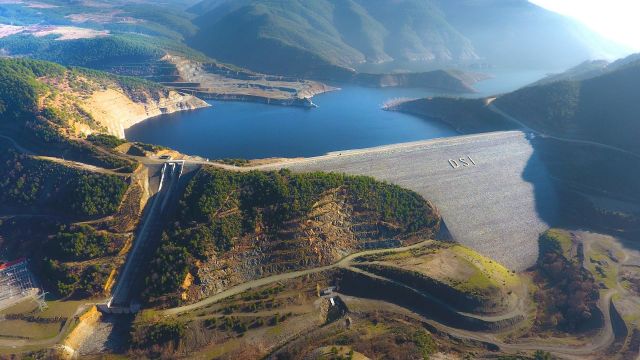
267;131;558;271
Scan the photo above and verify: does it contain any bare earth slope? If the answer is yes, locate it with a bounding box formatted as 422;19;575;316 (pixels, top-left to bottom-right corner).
261;131;558;271
82;88;208;139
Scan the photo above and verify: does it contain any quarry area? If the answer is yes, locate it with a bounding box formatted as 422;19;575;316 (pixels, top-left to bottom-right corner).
0;24;108;40
162;55;337;107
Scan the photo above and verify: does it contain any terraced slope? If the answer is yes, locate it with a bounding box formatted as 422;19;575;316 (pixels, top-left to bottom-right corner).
265;131;558;271
144;167;441;305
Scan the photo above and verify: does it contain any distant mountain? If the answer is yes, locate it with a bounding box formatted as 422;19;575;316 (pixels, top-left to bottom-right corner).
434;0;626;69
493;55;640;154
188;0;478;78
391;52;640;153
529;60;611;87
188;0;628;77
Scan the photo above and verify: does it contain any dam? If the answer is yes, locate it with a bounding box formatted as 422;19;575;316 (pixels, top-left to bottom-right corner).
263;130;558;271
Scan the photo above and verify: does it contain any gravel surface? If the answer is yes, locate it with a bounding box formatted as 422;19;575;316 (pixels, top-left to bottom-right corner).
266;131;558;270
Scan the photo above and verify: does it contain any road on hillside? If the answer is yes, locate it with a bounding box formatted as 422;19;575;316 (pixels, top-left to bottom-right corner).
160;234;620;358
162;240;436;316
0;134;127;175
162;239;525;329
487;102;640;160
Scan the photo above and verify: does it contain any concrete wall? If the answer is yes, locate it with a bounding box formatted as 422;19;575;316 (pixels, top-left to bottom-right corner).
267;131;558;270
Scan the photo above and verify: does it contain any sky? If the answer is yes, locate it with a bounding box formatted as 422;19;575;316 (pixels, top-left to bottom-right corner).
530;0;640;51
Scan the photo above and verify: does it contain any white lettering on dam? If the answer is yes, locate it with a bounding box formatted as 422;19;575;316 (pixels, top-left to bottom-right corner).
449;155;477;169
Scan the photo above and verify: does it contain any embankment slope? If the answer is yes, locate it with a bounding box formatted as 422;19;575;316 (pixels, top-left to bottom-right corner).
263;131;558;270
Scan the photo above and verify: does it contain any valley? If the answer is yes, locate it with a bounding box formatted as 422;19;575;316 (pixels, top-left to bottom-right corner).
0;0;639;359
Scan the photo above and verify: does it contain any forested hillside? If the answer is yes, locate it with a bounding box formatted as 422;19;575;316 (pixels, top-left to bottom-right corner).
189;0;476;77
494;59;640;153
0;35;163;68
0;140;127;217
144;167;440;305
188;0;627;77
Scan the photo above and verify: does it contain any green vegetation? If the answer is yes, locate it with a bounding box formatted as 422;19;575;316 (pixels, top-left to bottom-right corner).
0;144;128;216
131;317;187;353
190;0;473;77
40;223;117;297
41;259;79;297
0;35;164;68
76;264;113;297
354;242;517;313
48;225;112;261
535;229;600;331
87;134;127;149
0;58;65;121
538;229;573;258
495;59;640;153
216;158;251;167
393;97;515;133
72;173;129;216
179;168;435;232
38;261;113;298
498;351;554;360
0;57;142;172
189;0;621;77
413;329;437;359
144;167;438;300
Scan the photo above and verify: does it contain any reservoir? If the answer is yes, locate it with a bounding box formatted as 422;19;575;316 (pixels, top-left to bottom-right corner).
126;70;547;159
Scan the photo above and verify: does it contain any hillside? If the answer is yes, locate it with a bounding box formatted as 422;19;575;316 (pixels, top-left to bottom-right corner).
143;167;440;305
0;57;207;141
188;0;477;77
188;0;627;77
392;54;640;155
0;58;176;300
494;58;640;154
434;0;626;69
386;97;516;133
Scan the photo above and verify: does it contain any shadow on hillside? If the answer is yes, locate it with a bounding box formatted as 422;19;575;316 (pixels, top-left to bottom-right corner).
520;135;561;233
522;135;640;246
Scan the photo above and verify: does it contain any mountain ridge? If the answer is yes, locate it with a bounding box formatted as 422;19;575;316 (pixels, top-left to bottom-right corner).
188;0;629;77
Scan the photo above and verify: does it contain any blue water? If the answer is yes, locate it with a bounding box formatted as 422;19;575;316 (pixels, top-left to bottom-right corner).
126;71;547;159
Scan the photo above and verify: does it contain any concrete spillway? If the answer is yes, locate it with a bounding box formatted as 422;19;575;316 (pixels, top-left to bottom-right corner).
266;131;558;270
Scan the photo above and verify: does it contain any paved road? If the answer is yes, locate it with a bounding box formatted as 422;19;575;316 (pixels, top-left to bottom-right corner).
255;131;558;271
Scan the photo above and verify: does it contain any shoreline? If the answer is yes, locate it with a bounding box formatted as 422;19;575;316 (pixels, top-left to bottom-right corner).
190;86;340;108
84;88;210;139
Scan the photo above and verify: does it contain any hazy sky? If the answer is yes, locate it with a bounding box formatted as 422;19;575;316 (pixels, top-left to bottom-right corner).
530;0;640;51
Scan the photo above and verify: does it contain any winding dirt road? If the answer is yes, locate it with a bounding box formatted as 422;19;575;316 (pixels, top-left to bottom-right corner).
162;240;436;316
